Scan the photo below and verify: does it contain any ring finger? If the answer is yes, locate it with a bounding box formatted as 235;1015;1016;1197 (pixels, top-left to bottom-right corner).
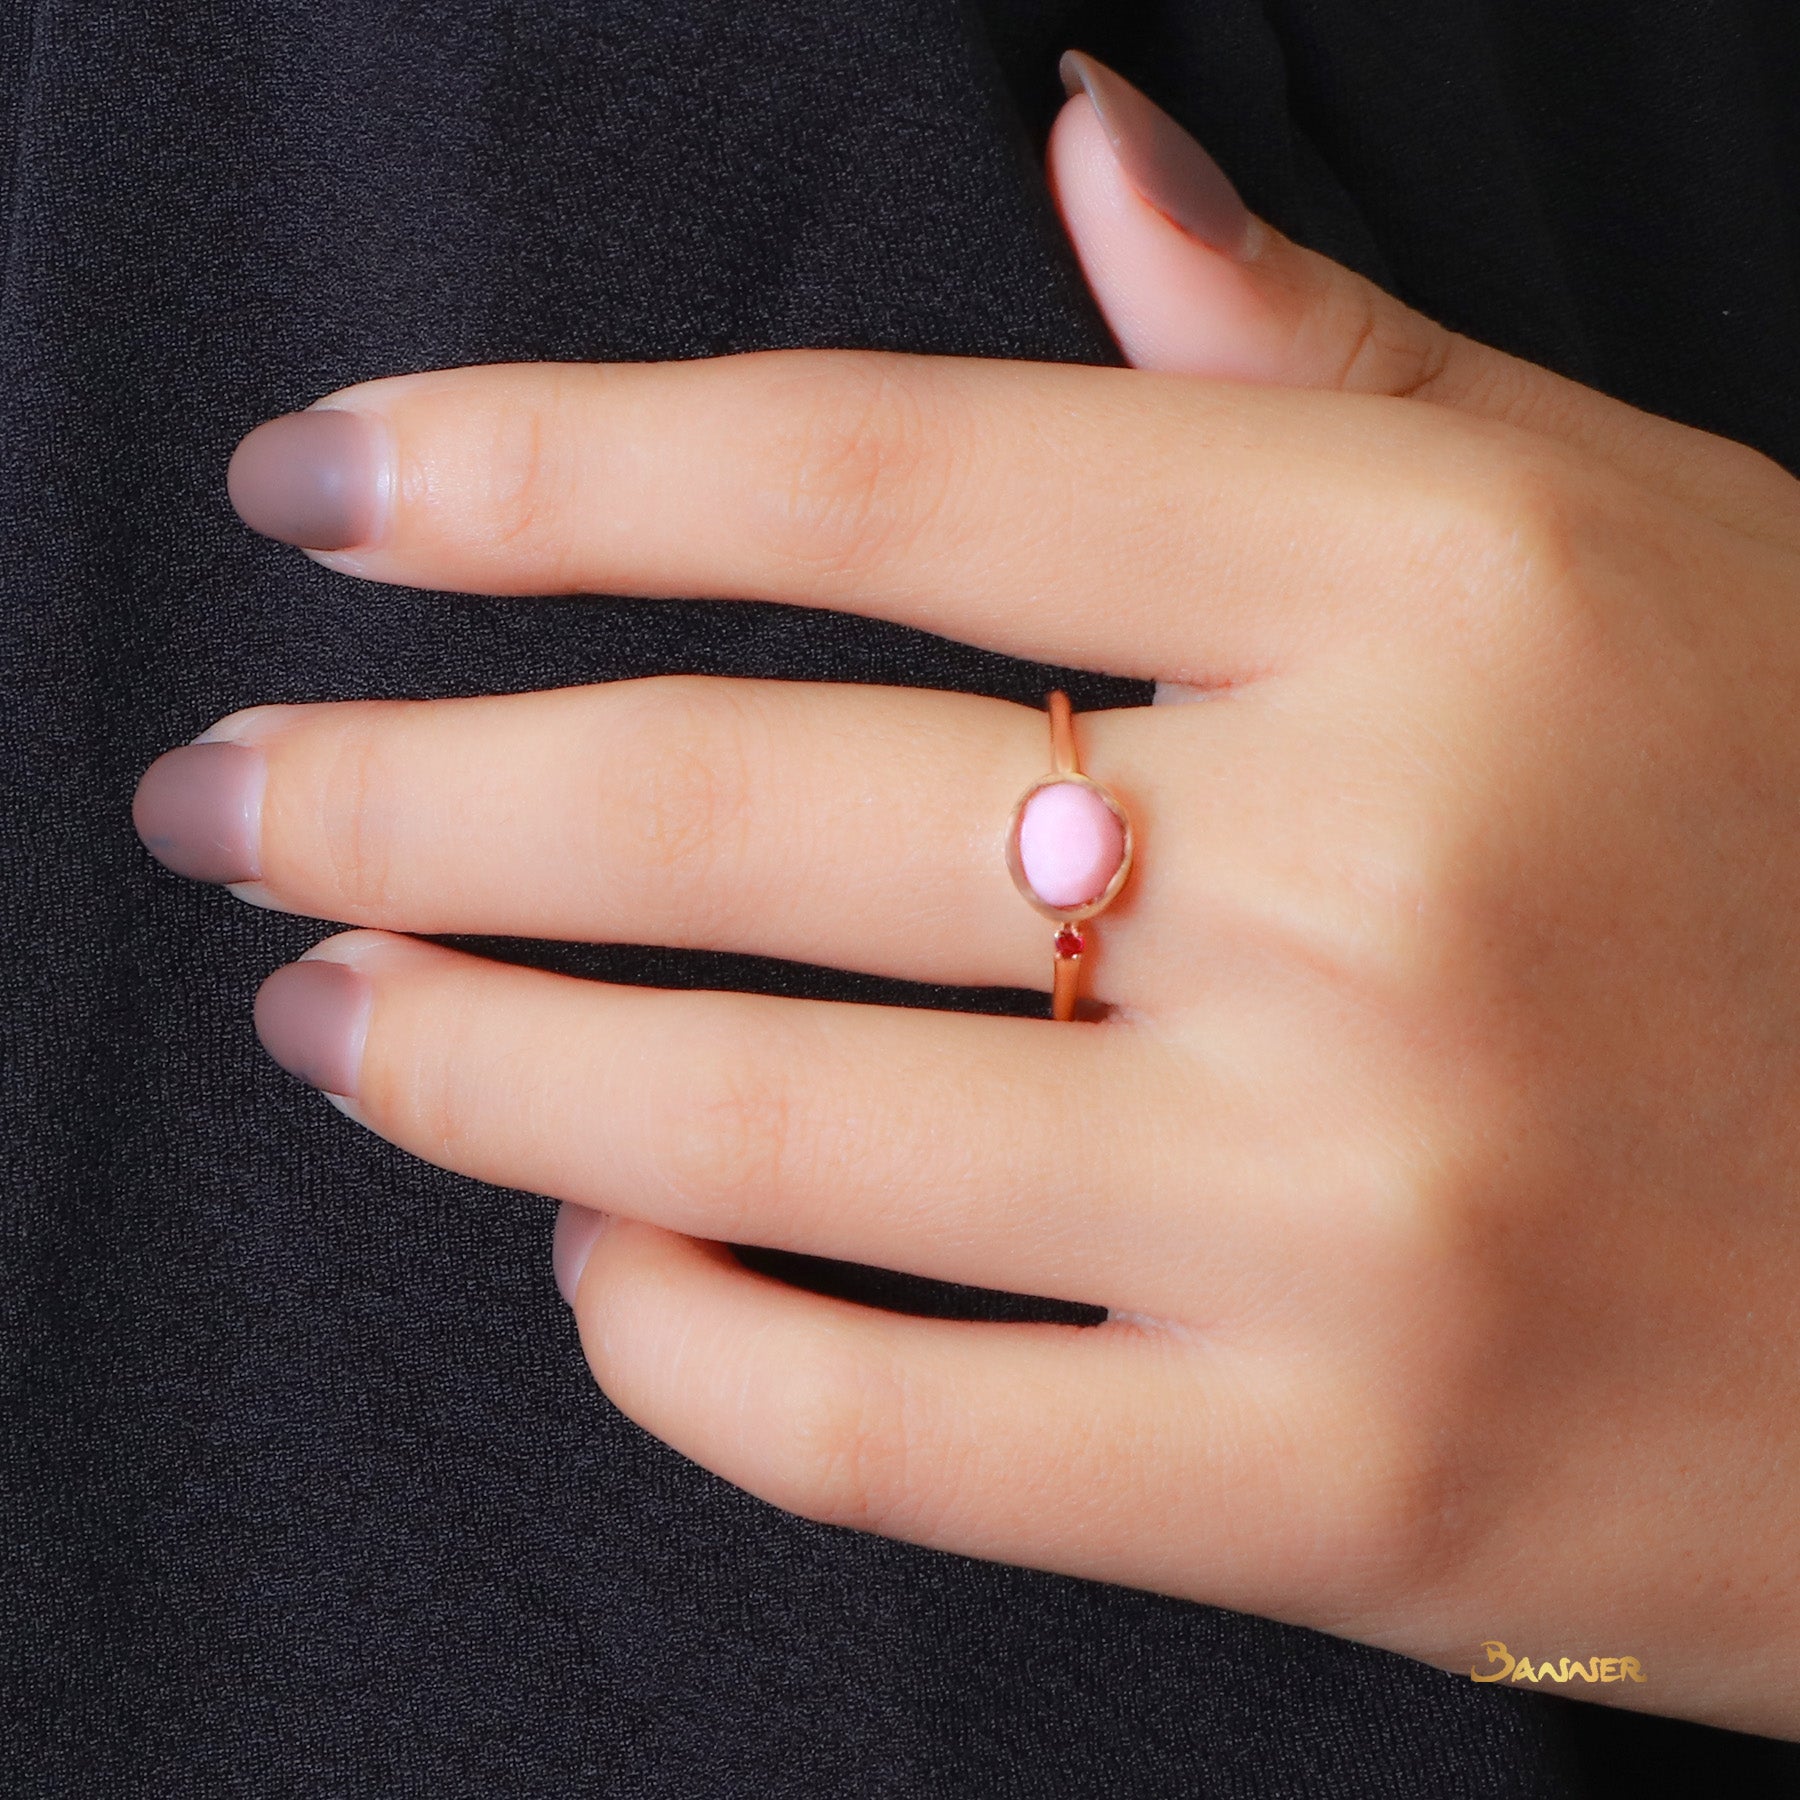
260;929;1287;1318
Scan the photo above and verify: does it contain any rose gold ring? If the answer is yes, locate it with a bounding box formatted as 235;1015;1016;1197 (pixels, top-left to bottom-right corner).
1006;690;1135;1021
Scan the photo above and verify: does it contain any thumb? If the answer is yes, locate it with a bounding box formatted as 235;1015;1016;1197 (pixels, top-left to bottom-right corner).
1049;52;1796;538
1050;50;1449;396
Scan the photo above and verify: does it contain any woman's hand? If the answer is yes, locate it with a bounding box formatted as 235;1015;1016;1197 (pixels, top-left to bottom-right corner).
133;56;1800;1736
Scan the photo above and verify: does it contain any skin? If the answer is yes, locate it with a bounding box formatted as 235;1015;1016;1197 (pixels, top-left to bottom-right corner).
151;93;1800;1733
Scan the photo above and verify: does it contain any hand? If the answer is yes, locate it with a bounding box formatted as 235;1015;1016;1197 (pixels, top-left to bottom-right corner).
133;54;1800;1736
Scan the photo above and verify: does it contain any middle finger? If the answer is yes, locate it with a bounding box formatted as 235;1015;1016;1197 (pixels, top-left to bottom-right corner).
136;676;1269;1004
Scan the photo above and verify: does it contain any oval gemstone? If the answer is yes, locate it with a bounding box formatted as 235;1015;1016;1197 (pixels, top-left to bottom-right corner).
1017;781;1126;909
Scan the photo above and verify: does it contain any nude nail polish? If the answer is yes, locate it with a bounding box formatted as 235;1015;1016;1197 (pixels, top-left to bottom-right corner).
227;408;389;550
254;960;373;1098
132;741;265;884
1059;50;1255;258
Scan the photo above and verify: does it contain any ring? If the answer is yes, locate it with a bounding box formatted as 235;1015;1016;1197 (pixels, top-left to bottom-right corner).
1006;691;1135;1021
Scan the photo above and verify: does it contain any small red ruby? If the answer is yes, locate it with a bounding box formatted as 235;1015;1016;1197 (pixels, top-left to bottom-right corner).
1054;926;1085;959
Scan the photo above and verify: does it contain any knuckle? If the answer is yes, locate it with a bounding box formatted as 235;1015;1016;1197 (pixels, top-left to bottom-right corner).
1320;816;1448;990
1320;281;1450;399
1291;1190;1502;1609
751;353;951;582
1269;777;1470;1004
638;1035;790;1234
761;1331;915;1534
309;713;399;915
1315;1390;1470;1608
462;374;581;570
597;678;757;923
1357;1127;1486;1285
1429;443;1604;637
1383;434;1633;698
1307;796;1547;1089
1282;457;1644;996
379;982;492;1169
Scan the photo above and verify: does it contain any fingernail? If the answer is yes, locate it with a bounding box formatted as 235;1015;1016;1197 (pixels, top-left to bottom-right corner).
1059;51;1254;258
552;1203;611;1306
132;741;265;884
253;960;373;1099
227;408;390;550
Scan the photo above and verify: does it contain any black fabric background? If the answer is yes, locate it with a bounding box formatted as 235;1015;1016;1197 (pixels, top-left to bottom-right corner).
3;0;1799;1793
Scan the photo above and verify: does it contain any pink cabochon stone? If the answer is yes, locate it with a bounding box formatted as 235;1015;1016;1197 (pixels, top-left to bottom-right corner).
1017;781;1126;909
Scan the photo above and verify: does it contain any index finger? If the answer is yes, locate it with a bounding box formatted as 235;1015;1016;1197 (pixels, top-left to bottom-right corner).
227;350;1534;684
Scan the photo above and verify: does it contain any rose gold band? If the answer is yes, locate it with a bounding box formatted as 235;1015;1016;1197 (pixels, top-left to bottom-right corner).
1006;690;1135;1023
1049;688;1078;778
1051;931;1083;1023
1047;694;1085;1022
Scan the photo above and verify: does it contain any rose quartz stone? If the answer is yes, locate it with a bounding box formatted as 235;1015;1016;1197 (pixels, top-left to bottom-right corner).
1017;781;1125;908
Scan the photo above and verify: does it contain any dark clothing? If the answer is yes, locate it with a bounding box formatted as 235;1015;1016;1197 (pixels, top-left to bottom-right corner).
3;1;1797;1793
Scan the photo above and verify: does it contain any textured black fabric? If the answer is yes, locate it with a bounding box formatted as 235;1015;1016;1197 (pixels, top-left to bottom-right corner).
3;0;1797;1793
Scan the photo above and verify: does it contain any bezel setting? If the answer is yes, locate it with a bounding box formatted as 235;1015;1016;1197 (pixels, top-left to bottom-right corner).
1005;772;1135;924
